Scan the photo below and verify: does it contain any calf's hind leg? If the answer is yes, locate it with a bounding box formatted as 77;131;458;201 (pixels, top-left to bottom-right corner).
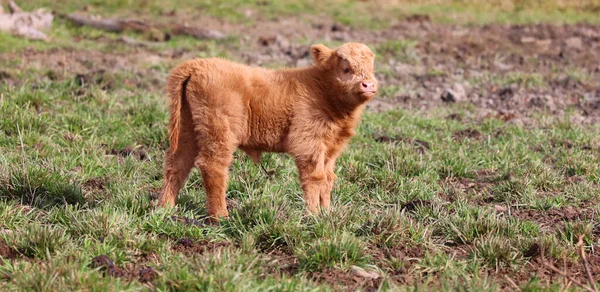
193;112;236;218
157;102;198;208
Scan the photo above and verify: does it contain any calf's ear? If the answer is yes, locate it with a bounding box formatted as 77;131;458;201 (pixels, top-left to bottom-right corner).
310;44;333;66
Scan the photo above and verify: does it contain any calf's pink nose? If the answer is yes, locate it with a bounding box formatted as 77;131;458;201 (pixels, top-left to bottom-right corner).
361;82;376;92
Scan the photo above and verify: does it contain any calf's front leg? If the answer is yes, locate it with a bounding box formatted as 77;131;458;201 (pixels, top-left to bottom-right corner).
296;152;328;213
320;157;339;209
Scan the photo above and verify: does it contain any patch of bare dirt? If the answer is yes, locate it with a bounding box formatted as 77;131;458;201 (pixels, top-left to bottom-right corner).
369;243;425;285
441;169;502;199
89;254;160;284
82;176;108;193
497;204;598;233
172;238;231;255
0;241;19;263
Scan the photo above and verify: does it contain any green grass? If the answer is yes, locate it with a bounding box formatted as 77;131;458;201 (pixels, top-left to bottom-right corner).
1;75;599;290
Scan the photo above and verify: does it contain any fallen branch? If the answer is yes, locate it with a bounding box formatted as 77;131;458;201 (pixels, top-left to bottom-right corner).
577;235;598;292
64;13;153;33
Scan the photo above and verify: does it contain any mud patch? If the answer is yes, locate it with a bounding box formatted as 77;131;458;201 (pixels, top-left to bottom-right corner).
172;238;231;255
90;254;160;283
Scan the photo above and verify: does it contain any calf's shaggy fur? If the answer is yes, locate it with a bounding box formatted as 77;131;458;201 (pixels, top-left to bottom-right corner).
157;42;378;218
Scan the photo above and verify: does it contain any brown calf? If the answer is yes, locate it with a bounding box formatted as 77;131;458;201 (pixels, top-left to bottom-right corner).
157;42;378;218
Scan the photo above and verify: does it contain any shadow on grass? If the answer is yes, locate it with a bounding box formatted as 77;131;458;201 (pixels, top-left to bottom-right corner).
0;167;88;209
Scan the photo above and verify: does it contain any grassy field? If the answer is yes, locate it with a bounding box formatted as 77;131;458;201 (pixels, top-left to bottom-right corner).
1;0;600;291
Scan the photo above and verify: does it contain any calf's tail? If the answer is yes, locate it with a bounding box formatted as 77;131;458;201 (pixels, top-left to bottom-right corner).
166;63;194;152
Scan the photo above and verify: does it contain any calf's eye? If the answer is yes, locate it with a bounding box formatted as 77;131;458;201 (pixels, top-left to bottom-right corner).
343;68;351;74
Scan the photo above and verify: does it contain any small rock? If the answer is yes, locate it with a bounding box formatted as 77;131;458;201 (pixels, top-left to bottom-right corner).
565;37;582;49
351;265;380;279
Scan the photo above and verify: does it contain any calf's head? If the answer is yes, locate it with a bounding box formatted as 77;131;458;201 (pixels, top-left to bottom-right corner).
311;42;378;103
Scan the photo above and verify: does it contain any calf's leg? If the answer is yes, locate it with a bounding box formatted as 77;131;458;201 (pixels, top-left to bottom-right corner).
296;152;327;213
157;103;198;207
193;111;235;218
321;159;338;209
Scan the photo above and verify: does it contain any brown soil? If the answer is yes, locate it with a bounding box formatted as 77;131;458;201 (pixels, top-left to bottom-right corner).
497;204;599;233
369;243;425;285
172;238;232;255
0;241;19;263
82;176;108;192
89;254;160;284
